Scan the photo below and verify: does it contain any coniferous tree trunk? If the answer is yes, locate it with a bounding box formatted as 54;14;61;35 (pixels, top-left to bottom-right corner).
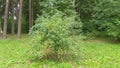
29;0;32;30
3;0;9;39
17;0;23;39
0;20;2;36
11;0;15;34
31;0;33;27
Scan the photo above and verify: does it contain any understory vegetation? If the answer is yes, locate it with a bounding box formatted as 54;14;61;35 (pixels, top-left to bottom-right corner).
30;13;72;60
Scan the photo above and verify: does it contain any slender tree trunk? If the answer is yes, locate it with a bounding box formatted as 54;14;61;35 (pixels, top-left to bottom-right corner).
17;0;23;39
3;0;9;39
11;0;15;34
0;20;1;31
29;0;32;30
0;19;2;36
29;0;33;29
31;0;33;26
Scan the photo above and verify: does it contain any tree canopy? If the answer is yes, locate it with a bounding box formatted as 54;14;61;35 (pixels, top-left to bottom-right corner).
0;0;120;39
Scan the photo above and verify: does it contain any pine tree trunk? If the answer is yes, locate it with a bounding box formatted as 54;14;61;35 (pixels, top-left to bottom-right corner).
11;0;15;34
29;0;32;30
3;0;9;39
0;20;2;36
17;0;23;39
31;0;33;26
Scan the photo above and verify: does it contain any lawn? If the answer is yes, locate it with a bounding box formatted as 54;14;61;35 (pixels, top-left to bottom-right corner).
0;35;120;68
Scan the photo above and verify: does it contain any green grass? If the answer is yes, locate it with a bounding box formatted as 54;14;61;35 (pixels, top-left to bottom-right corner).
0;35;120;68
77;37;120;68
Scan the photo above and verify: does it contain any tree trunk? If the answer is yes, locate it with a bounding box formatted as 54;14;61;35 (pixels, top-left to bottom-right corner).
3;0;9;39
0;19;2;36
17;0;23;39
31;0;33;26
11;0;15;34
29;0;32;30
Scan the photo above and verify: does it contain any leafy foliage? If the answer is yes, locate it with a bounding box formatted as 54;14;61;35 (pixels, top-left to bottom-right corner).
30;13;75;60
92;0;120;38
77;0;120;39
40;0;74;16
29;0;82;60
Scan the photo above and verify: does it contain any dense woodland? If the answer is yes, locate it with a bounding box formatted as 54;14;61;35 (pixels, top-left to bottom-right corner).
0;0;119;39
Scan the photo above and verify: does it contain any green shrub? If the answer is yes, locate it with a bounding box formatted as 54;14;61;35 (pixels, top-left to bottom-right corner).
106;19;120;39
70;19;82;35
30;13;75;60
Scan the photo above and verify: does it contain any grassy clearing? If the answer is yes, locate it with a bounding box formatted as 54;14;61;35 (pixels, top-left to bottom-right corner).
0;35;120;68
0;35;30;68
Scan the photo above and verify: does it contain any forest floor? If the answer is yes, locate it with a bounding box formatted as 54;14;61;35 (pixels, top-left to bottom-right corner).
0;35;120;68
